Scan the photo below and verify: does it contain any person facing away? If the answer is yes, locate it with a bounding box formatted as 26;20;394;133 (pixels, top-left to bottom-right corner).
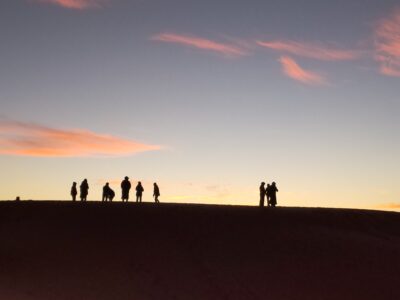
269;181;279;207
121;176;131;202
153;183;160;203
259;182;266;207
102;182;111;202
71;182;77;201
136;181;144;202
266;183;271;207
80;179;89;201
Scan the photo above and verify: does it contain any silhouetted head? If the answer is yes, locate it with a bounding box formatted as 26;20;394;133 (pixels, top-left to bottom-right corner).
261;182;265;185
154;182;157;186
267;184;271;187
73;182;76;186
84;179;87;182
125;176;129;180
106;182;109;186
138;181;142;185
272;182;276;186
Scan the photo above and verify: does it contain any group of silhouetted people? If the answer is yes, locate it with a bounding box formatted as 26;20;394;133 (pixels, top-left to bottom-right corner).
259;181;278;207
70;177;161;203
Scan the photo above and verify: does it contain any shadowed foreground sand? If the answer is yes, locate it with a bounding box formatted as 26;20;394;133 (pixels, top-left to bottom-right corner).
0;201;399;300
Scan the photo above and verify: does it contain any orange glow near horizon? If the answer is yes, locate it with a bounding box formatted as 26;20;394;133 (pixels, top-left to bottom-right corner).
278;56;327;85
257;40;361;61
374;9;400;77
0;120;161;157
151;33;248;58
34;0;105;10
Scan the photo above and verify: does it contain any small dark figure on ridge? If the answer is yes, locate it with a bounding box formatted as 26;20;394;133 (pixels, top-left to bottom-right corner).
259;182;266;207
121;176;131;202
136;181;144;202
266;183;271;207
80;179;89;201
71;182;77;201
269;182;279;207
102;182;114;202
153;182;160;203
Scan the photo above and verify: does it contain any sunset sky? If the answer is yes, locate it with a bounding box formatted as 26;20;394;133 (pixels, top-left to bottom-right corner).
1;0;399;210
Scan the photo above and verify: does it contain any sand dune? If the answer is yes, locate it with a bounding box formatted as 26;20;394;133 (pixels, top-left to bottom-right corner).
0;202;399;300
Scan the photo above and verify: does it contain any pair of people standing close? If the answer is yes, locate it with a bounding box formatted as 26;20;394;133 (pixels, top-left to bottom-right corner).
259;181;278;207
71;179;89;201
121;177;143;202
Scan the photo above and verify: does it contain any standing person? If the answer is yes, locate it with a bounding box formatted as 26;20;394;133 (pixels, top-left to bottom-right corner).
153;182;160;203
80;179;89;201
269;181;279;207
102;183;111;202
136;181;144;202
266;183;271;207
259;182;266;207
71;182;77;201
121;176;131;202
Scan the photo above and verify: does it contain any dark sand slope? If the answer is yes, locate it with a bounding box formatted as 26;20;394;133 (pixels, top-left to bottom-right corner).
0;202;400;300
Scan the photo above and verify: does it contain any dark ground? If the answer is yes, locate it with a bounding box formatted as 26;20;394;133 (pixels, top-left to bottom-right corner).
0;201;400;300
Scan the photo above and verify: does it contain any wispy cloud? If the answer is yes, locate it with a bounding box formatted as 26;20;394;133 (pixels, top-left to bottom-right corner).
151;33;248;58
0;120;161;157
279;56;327;85
257;40;361;61
33;0;106;10
374;9;400;77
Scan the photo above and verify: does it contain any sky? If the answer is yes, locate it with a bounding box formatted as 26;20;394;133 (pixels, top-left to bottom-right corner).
0;0;399;210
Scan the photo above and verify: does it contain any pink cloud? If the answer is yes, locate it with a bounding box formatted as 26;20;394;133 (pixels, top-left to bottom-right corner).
279;56;327;85
257;40;361;61
374;9;400;77
151;33;248;58
0;121;161;157
33;0;106;10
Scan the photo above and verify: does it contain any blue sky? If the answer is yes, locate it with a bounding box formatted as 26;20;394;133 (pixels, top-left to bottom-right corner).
0;0;399;210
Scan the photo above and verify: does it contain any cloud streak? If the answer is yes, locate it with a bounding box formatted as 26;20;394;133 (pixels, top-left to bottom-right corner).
151;33;248;58
257;40;361;61
0;121;161;157
374;9;400;77
33;0;106;10
279;56;327;85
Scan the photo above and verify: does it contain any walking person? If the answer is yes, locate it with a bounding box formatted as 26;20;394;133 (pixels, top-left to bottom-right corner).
136;181;144;203
121;176;131;202
80;179;89;201
71;182;77;201
259;182;266;207
153;182;160;203
269;181;279;207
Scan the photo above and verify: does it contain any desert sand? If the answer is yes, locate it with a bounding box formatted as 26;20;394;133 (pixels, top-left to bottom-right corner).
0;201;399;300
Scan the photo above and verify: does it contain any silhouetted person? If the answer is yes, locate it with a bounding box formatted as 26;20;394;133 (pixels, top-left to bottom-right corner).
121;176;131;202
266;183;271;207
153;183;160;203
108;188;115;201
136;181;144;202
71;182;77;201
80;179;89;201
102;183;111;202
15;196;20;202
259;182;266;207
269;181;279;207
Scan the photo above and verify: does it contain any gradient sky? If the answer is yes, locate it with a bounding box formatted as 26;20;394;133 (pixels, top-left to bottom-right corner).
1;0;399;210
